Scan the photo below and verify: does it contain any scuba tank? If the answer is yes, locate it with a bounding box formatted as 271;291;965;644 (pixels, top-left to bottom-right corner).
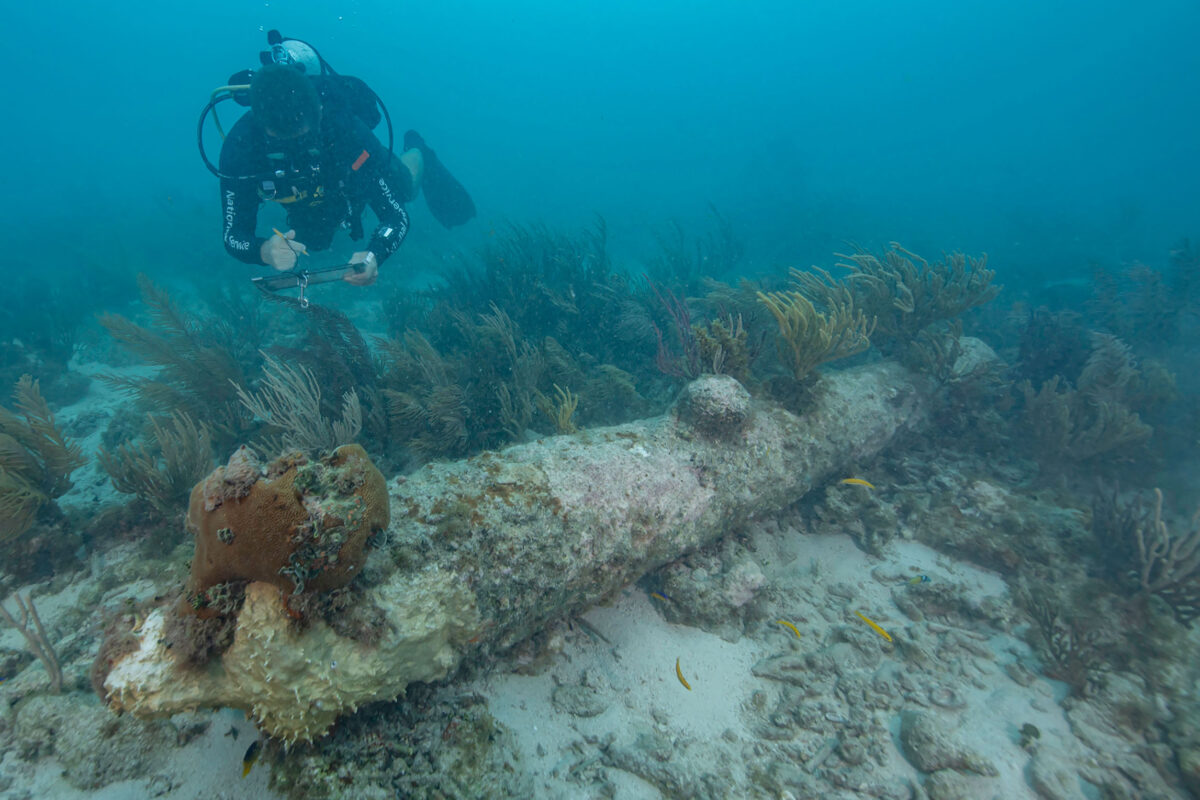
197;29;394;182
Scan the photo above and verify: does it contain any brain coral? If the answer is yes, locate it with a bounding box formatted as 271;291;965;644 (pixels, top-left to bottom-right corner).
184;443;388;613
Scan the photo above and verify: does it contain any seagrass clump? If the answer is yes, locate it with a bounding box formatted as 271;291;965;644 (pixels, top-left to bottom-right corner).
98;274;256;451
830;243;998;347
98;411;214;518
0;375;85;543
757;267;874;382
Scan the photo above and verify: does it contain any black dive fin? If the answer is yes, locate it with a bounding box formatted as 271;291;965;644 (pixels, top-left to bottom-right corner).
405;130;476;228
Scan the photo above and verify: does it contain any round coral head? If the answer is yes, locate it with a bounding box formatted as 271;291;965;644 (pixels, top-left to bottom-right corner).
184;444;389;614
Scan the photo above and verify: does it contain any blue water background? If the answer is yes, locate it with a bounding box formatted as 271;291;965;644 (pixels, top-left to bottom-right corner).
1;0;1197;284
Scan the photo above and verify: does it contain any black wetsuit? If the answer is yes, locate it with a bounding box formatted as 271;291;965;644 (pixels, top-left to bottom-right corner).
219;102;411;267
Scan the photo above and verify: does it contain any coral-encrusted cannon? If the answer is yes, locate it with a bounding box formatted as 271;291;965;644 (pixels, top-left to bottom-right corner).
184;443;389;615
100;363;931;743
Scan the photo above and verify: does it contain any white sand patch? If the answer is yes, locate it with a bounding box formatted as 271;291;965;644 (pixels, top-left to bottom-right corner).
583;591;761;739
0;706;277;800
481;587;766;796
480;527;1080;799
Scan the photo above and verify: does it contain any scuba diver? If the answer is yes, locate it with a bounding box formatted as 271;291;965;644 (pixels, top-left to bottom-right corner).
202;32;475;287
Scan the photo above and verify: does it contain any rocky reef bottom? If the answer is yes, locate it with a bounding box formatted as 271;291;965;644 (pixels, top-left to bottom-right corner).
3;439;1197;800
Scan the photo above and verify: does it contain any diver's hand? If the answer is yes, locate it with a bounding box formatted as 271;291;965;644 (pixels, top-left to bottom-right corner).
260;229;307;271
346;251;378;286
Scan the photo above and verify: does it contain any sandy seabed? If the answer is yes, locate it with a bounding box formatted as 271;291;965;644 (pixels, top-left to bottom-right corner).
0;521;1127;799
0;358;1190;800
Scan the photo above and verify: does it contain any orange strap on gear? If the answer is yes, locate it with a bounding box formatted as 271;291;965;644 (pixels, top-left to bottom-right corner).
351;149;370;171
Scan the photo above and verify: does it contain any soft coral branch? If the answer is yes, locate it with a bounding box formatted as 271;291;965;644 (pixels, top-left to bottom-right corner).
648;278;700;379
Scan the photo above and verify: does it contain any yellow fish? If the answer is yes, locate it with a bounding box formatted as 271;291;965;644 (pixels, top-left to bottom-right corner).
840;478;875;489
675;657;692;691
776;619;802;639
241;740;262;778
855;611;893;642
